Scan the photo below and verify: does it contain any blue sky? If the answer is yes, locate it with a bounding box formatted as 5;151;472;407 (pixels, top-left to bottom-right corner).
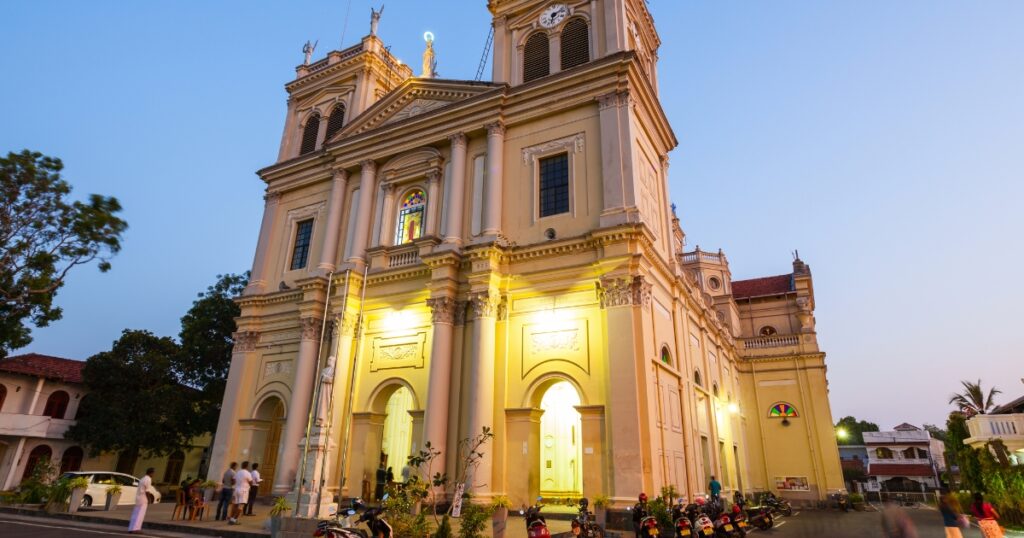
2;1;1021;429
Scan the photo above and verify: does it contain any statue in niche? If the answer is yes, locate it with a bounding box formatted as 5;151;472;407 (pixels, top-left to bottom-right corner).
316;355;336;426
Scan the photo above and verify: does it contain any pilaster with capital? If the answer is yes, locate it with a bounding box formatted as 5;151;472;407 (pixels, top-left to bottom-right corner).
425;169;443;237
599;275;652;308
245;191;282;295
422;294;459;476
379;182;398;247
346;160;378;265
317;168;350;272
444;133;469;245
483;122;505;236
277;316;325;493
464;288;500;498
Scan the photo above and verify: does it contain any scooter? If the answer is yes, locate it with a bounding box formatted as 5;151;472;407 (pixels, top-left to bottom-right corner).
629;501;660;538
314;500;366;538
671;499;695;537
522;498;551;538
762;492;793;517
728;504;749;537
830;490;849;512
712;511;739;538
688;499;716;537
744;504;774;531
570;498;604;538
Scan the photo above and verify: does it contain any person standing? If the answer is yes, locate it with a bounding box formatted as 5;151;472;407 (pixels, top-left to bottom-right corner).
971;492;1004;538
127;468;154;534
709;475;722;502
245;463;261;516
216;461;237;520
374;460;387;501
939;491;967;538
229;461;253;525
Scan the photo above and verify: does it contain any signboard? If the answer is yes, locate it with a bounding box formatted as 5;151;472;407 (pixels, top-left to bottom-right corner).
774;476;810;492
451;483;465;517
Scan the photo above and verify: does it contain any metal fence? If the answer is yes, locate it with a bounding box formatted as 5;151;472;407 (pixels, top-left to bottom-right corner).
863;491;938;506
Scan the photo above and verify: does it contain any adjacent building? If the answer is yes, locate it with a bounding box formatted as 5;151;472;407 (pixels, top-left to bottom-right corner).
863;424;945;492
209;0;844;510
964;393;1024;466
0;353;208;491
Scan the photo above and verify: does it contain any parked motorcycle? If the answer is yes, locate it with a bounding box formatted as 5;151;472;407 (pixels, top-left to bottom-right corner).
762;492;793;517
830;490;850;512
314;500;367;538
522;497;551;538
744;504;774;531
570;498;604;538
728;504;749;537
671;498;696;537
689;498;716;537
630;493;660;538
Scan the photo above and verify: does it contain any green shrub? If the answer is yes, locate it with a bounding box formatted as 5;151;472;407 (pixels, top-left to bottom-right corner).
456;502;491;538
269;496;292;517
433;515;453;538
594;495;610;509
16;458;58;503
648;497;672;528
383;484;434;538
848;493;864;504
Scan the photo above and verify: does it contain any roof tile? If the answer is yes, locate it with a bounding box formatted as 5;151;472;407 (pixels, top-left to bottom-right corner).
732;274;793;299
0;353;84;384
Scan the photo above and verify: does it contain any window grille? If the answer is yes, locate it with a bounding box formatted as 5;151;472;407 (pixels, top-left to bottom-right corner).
325;104;346;141
290;219;314;270
300;114;320;155
560;18;590;70
538;153;569;217
523;33;550;83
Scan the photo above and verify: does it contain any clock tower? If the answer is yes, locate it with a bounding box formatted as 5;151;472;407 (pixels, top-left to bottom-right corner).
488;0;660;91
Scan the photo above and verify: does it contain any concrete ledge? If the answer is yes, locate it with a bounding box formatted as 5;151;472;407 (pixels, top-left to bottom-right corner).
0;506;267;537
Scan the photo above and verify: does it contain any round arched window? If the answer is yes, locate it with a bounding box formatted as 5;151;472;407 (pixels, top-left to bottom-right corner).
395;189;426;244
694;370;703;387
660;346;671;365
759;326;777;337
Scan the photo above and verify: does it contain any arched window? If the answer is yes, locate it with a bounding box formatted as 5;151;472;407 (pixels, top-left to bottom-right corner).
523;32;550;83
768;402;798;418
60;446;84;474
759;326;777;337
660;346;671;365
75;395;90;420
876;447;893;459
394;189;426;244
21;444;52;483
902;447;917;459
0;384;6;412
713;383;720;398
43;390;70;419
325;103;346;141
163;450;186;484
694;369;703;387
560;18;591;70
299;113;320;155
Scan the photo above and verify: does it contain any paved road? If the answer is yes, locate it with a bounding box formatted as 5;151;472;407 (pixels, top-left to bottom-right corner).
0;517;199;538
745;508;987;538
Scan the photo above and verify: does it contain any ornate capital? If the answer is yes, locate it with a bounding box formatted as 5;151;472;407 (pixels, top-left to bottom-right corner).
425;169;442;184
454;300;470;326
426;296;458;325
599;275;652;309
333;312;358;337
448;132;468;148
597;90;631;111
264;190;282;203
232;331;260;353
382;182;397;195
332;167;350;182
300;317;324;341
469;291;501;319
486;121;506;138
360;159;378;174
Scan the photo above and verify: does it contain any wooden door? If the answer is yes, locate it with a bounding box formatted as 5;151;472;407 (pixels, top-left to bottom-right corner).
260;401;285;495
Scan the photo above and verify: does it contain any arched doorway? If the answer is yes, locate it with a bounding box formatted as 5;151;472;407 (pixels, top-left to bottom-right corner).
163;450;185;484
381;387;413;471
21;444;52;483
254;397;285;495
539;381;582;496
61;446;84;474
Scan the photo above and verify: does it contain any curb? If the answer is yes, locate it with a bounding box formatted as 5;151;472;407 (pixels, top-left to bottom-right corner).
0;506;268;537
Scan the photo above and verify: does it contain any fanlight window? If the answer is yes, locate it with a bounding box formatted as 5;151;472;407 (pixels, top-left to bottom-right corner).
560;18;591;70
395;189;426;244
768;402;798;418
523;32;550;83
300;114;320;155
759;326;778;337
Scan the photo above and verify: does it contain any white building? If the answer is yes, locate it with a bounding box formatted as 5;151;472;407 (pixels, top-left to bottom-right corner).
964;394;1024;466
863;423;945;492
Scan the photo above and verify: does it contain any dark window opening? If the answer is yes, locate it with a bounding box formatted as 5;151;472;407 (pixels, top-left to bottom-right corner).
325;104;346;141
290;219;314;270
300;114;320;155
560;18;590;70
538;153;570;217
43;391;69;419
523;33;550;83
60;446;84;474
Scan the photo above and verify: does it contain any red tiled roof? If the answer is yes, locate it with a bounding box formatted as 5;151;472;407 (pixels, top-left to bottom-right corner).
0;353;84;384
732;274;793;299
868;464;935;477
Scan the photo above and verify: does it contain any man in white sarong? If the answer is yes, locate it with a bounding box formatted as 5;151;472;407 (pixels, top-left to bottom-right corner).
228;461;253;525
128;467;155;534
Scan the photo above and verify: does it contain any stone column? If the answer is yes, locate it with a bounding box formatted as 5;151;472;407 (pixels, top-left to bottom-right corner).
444;133;468;245
316;114;330;151
378;182;398;247
422;297;457;473
347;412;387;500
245;192;281;295
409;410;425;458
597;91;638;228
346;160;378;265
504;408;544;507
482;123;505;236
576;405;608;501
208;331;260;489
276;317;322;494
327;310;360;496
425;169;442;237
317;168;350;272
464;290;500;498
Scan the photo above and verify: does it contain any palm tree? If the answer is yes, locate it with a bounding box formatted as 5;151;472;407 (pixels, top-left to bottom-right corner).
949;380;1001;415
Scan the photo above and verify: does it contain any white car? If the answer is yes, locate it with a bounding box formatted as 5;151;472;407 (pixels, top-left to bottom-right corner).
60;471;162;507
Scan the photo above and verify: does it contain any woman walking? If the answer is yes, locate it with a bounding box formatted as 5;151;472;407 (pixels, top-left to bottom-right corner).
128;468;155;534
971;492;1004;538
938;491;966;538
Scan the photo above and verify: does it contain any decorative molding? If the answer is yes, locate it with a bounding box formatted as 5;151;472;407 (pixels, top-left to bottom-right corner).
360;159;378;174
469;291;501;319
332;167;350;182
263;360;292;378
333;312;358;337
521;132;585;164
425;169;442;184
264;191;282;203
426;296;458;325
599;275;652;308
448;132;468;148
486;121;506;137
300;317;324;341
232;331;260;353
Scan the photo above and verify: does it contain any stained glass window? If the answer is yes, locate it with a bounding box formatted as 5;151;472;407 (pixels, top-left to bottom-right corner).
395;189;426;244
768;402;798;418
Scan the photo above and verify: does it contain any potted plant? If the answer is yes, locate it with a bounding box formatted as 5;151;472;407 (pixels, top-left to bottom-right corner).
45;478;73;514
849;493;865;511
268;496;292;537
200;480;218;503
593;495;610;527
490;495;511;538
104;483;123;511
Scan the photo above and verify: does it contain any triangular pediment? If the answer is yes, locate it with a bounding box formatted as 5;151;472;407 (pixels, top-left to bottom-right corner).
331;79;499;141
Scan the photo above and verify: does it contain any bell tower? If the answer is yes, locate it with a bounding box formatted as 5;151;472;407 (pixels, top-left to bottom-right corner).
488;0;660;91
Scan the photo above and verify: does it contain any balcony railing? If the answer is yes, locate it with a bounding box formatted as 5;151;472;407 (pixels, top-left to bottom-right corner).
388;248;421;268
967;414;1024;439
743;335;800;350
681;249;726;264
0;413;74;439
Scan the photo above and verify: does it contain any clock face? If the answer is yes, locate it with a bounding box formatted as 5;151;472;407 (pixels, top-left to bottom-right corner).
539;4;569;28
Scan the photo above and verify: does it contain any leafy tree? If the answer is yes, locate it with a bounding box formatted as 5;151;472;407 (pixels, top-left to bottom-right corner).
923;423;948;443
67;330;204;457
949;379;1001;416
945;412;983;491
834;416;880;445
175;272;248;433
0;150;127;357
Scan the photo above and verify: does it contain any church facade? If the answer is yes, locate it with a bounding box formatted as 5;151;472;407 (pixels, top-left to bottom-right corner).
210;0;844;509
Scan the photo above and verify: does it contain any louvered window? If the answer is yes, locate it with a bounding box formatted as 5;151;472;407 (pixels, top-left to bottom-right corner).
299;114;320;155
523;32;550;83
325;104;346;142
560;18;590;70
